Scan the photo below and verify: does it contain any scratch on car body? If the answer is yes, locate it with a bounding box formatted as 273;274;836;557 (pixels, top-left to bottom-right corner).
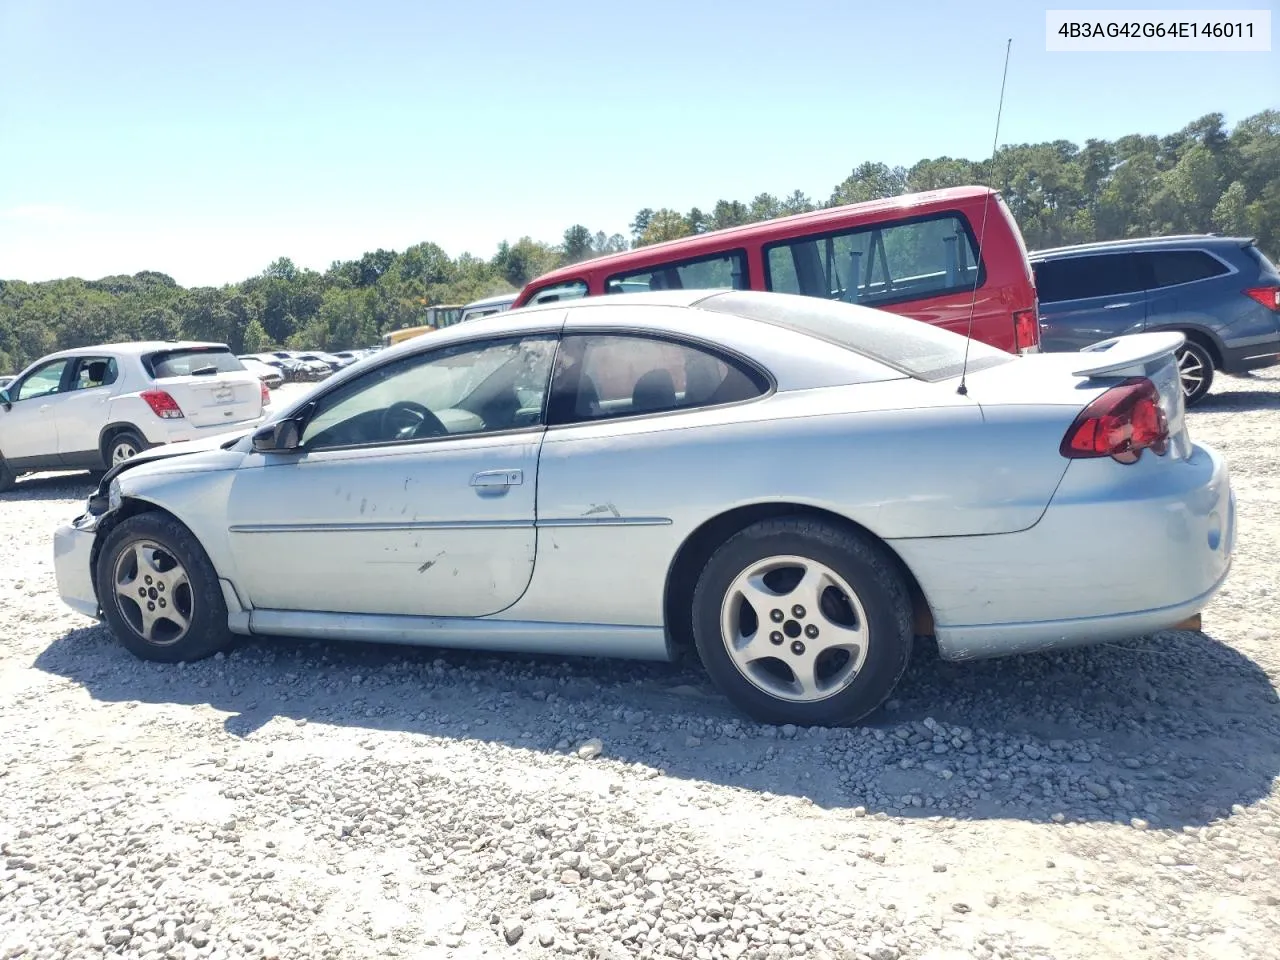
583;503;621;518
418;550;446;573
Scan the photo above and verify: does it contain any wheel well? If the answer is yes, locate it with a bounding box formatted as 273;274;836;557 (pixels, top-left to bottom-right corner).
662;503;935;656
88;498;185;594
98;423;142;462
1177;329;1221;368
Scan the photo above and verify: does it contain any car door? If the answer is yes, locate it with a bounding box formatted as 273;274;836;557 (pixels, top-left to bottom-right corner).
1035;252;1148;351
0;358;73;465
225;333;559;617
54;355;121;464
528;331;770;625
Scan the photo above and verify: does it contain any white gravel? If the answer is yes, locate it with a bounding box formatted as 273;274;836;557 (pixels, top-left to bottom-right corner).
2;372;1278;960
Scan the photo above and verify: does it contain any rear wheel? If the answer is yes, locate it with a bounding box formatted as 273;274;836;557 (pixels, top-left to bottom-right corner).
691;517;914;726
104;429;147;467
1176;340;1215;407
95;512;233;663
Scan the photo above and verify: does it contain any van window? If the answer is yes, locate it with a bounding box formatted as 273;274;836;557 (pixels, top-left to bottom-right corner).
1143;250;1230;288
605;251;748;294
765;214;982;307
1034;253;1144;303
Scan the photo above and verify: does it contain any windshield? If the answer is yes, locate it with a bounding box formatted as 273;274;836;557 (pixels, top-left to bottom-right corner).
145;347;245;378
696;290;1015;382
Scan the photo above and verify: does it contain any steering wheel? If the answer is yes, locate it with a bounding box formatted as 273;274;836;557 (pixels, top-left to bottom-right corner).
380;400;448;441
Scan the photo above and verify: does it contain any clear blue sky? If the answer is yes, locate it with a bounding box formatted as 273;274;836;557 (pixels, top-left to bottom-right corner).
1;0;1276;287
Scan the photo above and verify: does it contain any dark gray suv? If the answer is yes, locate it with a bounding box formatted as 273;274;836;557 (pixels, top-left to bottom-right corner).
1031;236;1280;405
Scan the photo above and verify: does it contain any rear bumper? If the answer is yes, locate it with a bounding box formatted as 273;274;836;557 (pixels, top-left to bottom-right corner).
1220;335;1280;373
54;518;100;620
893;441;1234;661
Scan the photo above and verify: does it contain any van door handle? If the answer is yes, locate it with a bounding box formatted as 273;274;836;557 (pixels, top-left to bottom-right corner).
471;469;523;487
1103;302;1133;309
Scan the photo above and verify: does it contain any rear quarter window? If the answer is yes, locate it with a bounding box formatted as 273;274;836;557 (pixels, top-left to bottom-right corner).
145;348;245;378
1144;250;1230;288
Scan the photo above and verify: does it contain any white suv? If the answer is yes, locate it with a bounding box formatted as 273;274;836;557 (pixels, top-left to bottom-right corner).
0;341;269;491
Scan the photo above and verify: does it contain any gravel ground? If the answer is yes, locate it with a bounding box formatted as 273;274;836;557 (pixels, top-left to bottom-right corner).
2;372;1278;960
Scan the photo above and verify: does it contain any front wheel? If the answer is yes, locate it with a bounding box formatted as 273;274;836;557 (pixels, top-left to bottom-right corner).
95;512;233;663
691;517;914;726
1176;341;1215;407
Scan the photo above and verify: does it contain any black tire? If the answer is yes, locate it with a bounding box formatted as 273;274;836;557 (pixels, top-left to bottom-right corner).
0;457;14;493
103;428;149;468
95;511;233;663
1176;340;1215;407
691;517;913;726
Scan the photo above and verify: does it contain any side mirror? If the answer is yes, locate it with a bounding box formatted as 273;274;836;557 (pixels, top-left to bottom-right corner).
251;419;302;453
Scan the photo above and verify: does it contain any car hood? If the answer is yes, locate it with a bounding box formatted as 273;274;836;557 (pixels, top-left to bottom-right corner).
96;427;254;492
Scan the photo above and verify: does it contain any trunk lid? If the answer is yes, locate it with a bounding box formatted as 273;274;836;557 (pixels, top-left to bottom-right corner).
158;373;263;427
143;346;264;428
959;331;1191;459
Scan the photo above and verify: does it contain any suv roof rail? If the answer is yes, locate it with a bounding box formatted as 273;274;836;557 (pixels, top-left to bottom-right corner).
1029;234;1240;258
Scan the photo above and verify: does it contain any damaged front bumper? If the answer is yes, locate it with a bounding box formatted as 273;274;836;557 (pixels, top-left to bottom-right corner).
53;512;102;620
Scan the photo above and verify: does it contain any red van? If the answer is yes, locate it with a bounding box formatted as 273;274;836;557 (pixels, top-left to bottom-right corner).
514;186;1041;354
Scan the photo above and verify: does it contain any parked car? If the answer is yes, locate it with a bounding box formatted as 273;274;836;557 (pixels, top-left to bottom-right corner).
1;341;268;491
513;186;1042;355
460;292;518;322
279;357;330;383
52;290;1231;726
330;350;367;366
237;356;285;390
292;351;346;373
1032;235;1280;404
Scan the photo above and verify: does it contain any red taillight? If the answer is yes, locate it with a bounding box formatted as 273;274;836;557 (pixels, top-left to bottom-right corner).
140;390;184;420
1244;286;1280;311
1013;308;1040;353
259;380;270;406
1060;377;1168;465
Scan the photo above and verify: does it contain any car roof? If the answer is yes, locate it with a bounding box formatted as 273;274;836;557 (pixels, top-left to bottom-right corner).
522;186;997;288
45;340;229;359
1029;234;1252;260
463;292;519;309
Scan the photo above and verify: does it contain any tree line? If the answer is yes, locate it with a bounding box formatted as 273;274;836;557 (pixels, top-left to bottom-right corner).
1;110;1274;374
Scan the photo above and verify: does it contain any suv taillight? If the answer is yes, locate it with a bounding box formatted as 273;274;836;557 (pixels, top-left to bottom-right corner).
1060;377;1168;465
1013;308;1040;354
259;380;270;406
1244;286;1280;311
140;390;184;420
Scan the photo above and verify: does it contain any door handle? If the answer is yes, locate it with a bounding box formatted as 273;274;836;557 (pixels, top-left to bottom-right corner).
471;469;523;487
1103;302;1133;309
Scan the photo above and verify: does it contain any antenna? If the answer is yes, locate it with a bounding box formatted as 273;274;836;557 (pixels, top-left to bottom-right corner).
957;37;1013;397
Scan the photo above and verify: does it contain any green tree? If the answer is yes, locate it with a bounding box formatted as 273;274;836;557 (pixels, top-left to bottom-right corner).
637;209;692;246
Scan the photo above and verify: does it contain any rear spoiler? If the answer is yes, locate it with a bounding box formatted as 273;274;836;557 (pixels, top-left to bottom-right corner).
1072;331;1185;379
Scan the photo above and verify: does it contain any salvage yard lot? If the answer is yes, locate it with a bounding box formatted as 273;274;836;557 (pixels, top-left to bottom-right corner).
1;374;1278;960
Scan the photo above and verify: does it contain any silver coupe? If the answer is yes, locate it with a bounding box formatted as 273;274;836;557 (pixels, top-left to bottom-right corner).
52;290;1235;725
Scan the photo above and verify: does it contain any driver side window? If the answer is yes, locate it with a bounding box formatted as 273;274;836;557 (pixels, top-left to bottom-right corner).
300;335;558;451
13;360;71;402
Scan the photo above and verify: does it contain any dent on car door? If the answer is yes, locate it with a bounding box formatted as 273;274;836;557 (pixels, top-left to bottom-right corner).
1;358;72;464
224;334;560;618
